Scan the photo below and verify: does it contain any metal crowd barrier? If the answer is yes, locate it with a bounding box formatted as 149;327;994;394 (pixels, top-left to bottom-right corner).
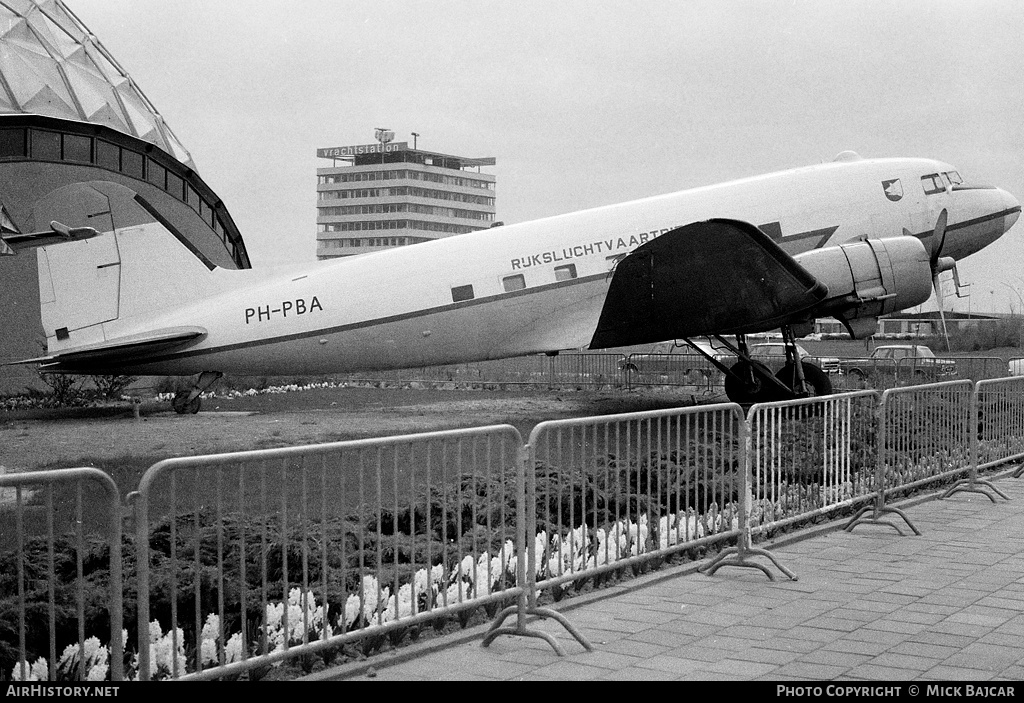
973;376;1024;472
879;380;973;496
944;375;1024;497
131;426;526;680
702;392;878;580
9;374;1024;680
524;404;745;594
0;468;123;681
950;356;1005;382
747;391;879;534
342;353;627;389
846;380;973;534
547;353;628;388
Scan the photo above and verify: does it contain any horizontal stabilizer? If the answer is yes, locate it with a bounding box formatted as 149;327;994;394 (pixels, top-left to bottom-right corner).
11;326;207;372
590;219;828;348
0;221;101;255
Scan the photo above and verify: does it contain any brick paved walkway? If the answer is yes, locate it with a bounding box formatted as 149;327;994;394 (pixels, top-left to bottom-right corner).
310;471;1024;681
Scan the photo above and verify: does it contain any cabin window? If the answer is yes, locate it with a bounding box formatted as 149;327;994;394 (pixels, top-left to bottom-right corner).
451;284;474;302
554;264;577;281
95;140;119;171
921;173;945;195
503;274;526;292
0;129;26;158
62;134;91;163
30;130;61;160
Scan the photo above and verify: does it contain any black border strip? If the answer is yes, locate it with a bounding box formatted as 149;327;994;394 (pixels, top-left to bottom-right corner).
133;193;217;271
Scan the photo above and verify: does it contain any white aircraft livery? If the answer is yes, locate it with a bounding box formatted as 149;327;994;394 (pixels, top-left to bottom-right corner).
0;1;1019;410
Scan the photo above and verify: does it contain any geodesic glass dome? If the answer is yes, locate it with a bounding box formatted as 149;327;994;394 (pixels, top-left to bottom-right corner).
0;0;195;169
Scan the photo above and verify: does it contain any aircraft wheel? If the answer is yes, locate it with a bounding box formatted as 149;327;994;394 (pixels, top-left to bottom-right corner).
172;392;202;415
724;361;779;404
777;362;832;398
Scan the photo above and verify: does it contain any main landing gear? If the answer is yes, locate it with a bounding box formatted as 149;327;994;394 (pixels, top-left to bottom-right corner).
719;328;832;406
171;371;223;415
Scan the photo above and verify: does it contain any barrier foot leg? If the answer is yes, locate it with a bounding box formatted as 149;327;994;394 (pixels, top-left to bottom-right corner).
845;506;920;536
481;604;593;656
698;546;797;581
1013;464;1023;479
942;478;1008;503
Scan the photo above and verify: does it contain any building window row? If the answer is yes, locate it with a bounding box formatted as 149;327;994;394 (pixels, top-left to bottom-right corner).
318;186;495;207
320;236;428;249
318;169;494;190
0;126;245;267
318;220;481;235
317;203;494;221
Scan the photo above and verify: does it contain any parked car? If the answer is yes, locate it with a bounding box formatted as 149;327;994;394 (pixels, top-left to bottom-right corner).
748;342;841;375
619;338;734;384
838;344;957;381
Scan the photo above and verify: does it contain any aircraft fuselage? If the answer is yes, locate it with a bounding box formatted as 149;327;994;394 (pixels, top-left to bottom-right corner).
42;154;1021;376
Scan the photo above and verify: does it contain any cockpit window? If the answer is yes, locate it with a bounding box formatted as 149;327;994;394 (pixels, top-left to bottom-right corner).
921;173;945;195
944;171;963;185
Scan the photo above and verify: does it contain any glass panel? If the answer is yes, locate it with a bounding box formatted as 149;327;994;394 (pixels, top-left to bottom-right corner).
200;199;213;227
62;133;91;163
95;140;119;170
502;274;526;292
166;171;184;199
554;264;577;281
186;184;201;212
451;284;474;302
121;149;144;179
147;159;166;188
0;128;26;158
30;130;61;160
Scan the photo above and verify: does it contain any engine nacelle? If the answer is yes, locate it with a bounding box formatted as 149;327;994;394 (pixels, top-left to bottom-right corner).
794;236;933;329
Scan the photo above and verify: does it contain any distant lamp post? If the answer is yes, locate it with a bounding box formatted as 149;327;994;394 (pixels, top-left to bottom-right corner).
374;127;394;166
1001;282;1024;348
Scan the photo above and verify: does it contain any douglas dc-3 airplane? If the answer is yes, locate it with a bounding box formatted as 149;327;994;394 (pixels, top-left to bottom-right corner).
0;2;1020;411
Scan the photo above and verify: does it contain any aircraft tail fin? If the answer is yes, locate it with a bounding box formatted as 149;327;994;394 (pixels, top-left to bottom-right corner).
32;180;224;358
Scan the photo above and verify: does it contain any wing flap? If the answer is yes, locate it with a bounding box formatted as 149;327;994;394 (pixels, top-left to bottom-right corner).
11;326;207;371
590;219;828;349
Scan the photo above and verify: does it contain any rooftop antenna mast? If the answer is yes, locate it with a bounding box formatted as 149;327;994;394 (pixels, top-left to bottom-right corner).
374;127;394;166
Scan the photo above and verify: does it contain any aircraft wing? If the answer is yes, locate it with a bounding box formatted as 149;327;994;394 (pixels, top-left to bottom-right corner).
11;326;207;372
590;219;829;349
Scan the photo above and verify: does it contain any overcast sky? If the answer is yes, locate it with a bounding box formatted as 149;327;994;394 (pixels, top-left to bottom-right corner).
69;0;1024;314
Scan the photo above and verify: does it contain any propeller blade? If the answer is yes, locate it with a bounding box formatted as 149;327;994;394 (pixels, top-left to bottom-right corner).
929;209;948;272
933;274;950;352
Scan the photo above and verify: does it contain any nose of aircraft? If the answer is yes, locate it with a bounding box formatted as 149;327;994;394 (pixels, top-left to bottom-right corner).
1001;187;1021;232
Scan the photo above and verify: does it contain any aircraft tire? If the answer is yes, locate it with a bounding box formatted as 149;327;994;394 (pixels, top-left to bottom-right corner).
777;362;832;398
724;361;779;405
172;392;202;415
